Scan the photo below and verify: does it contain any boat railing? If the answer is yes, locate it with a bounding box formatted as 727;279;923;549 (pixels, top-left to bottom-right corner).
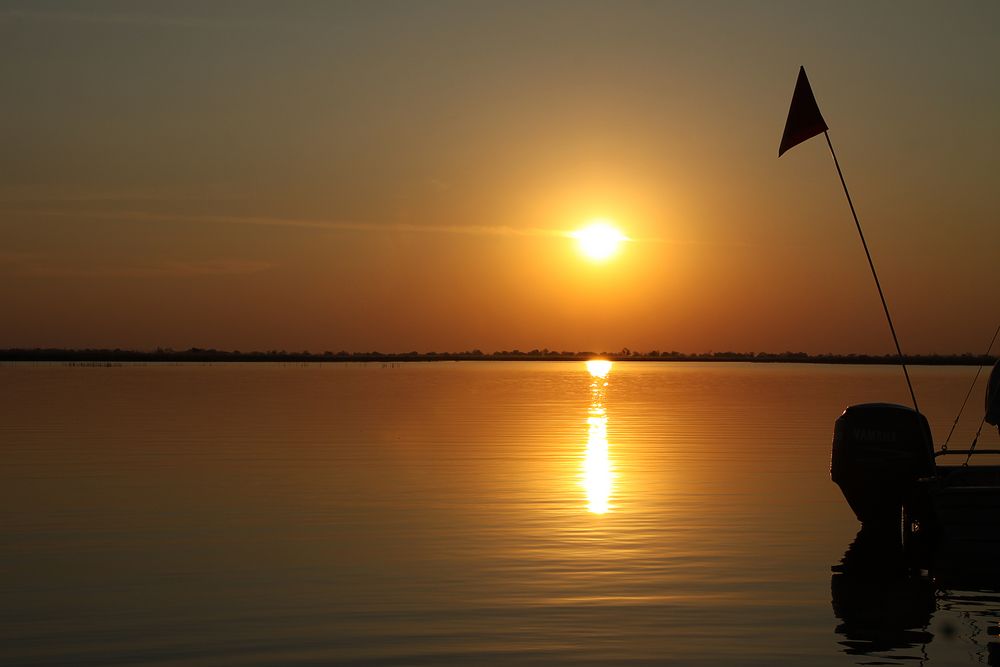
935;449;1000;457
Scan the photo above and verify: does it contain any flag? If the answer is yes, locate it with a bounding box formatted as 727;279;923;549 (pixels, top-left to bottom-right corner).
778;66;828;157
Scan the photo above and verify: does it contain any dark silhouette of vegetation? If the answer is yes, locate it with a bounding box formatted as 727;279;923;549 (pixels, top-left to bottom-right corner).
0;348;995;365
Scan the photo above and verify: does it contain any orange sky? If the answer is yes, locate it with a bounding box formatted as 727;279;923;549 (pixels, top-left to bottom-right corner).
2;2;998;354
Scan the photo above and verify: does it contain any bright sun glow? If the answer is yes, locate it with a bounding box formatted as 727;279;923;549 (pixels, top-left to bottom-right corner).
573;220;627;261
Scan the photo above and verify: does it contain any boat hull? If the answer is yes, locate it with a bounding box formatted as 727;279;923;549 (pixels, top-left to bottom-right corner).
931;465;1000;542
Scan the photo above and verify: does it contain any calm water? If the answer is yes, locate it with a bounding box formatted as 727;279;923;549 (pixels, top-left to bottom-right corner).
2;361;999;665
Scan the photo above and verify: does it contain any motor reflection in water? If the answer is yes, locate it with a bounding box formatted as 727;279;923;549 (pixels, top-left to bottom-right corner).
832;528;1000;665
583;360;614;514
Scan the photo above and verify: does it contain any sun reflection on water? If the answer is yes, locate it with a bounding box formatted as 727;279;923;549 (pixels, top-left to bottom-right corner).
583;360;614;514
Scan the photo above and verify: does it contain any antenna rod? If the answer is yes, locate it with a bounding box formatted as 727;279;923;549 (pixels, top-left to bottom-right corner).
941;320;1000;452
823;131;919;413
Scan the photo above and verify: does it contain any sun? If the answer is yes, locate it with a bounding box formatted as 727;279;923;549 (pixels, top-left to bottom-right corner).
572;220;627;261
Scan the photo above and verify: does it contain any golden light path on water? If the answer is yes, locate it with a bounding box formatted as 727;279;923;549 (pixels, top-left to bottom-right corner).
583;360;614;514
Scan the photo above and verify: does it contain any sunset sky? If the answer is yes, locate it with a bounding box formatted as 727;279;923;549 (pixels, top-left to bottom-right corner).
2;1;998;354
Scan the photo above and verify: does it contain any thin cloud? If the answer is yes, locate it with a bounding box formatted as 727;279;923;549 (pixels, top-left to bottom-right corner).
17;209;578;240
0;9;237;29
10;208;686;246
2;254;274;279
0;190;243;204
0;251;46;269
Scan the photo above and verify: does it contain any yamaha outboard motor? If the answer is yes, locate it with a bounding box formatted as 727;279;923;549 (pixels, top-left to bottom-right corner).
832;403;935;526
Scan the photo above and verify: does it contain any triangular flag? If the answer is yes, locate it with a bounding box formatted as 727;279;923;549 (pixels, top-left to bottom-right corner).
778;66;828;157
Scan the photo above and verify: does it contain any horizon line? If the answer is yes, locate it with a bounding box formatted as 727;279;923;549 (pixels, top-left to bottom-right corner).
1;347;996;364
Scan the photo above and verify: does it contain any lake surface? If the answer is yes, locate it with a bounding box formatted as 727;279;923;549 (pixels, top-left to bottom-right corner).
2;361;999;665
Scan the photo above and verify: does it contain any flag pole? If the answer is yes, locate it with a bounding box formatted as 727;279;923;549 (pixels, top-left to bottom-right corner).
822;130;919;413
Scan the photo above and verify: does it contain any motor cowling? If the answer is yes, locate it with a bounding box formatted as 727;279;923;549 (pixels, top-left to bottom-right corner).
832;403;935;525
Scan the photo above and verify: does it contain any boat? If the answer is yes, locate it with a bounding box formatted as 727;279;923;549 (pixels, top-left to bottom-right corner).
831;397;1000;546
830;454;1000;662
775;67;1000;548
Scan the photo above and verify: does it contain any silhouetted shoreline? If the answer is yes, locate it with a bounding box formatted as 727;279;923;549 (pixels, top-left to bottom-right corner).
1;348;996;365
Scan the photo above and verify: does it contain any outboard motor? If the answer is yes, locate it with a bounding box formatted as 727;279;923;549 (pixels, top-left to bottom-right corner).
832;403;935;526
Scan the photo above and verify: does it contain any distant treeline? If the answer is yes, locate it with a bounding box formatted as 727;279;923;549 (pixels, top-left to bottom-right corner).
1;348;996;366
